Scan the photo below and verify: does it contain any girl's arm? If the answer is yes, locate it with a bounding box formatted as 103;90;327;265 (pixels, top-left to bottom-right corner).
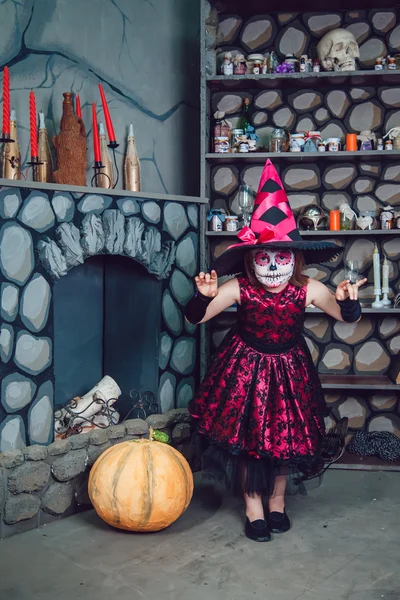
185;271;240;325
306;277;367;322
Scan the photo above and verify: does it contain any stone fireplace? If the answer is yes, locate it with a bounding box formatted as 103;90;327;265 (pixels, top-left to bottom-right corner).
0;180;205;450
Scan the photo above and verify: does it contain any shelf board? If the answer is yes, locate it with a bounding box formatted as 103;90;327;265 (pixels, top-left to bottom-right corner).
319;375;398;391
206;230;400;237
330;451;400;473
207;70;400;91
206;150;400;164
223;306;400;314
209;0;397;15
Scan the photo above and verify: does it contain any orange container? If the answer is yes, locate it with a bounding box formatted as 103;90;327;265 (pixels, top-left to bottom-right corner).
330;210;340;230
346;133;358;151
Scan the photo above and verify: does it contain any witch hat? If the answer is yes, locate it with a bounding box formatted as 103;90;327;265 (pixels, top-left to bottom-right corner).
213;159;342;276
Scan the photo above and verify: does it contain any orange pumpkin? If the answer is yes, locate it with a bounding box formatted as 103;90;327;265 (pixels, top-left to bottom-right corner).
88;437;194;532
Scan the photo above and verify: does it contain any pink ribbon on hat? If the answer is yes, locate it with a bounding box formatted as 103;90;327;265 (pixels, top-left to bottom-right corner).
237;225;275;244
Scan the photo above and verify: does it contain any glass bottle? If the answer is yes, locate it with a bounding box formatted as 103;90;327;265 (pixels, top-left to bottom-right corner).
238;98;251;134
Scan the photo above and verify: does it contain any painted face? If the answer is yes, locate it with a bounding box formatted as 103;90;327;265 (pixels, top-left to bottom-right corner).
252;250;295;289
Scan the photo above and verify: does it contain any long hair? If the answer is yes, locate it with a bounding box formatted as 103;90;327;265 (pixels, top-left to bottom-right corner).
244;249;308;288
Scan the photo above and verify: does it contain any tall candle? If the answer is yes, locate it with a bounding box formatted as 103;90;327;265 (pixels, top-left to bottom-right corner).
29;91;38;157
2;66;10;136
373;245;381;292
75;93;82;119
98;84;116;142
92;103;101;164
382;257;389;291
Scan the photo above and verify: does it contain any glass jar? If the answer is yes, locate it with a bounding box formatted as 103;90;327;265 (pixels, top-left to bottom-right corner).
269;128;288;153
231;128;244;152
214;137;230;153
224;215;239;232
380;210;394;229
246;54;264;74
356;210;378;230
284;54;299;72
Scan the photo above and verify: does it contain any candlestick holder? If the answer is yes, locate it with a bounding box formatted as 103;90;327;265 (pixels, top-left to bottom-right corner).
107;141;119;150
382;287;392;307
26;156;44;182
109;144;120;189
91;161;111;188
372;289;384;308
0;132;15;143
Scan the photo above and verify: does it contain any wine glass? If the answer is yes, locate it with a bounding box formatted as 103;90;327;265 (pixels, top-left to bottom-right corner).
238;184;254;227
345;260;360;284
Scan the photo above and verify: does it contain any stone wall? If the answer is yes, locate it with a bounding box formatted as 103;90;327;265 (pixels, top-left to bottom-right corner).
0;182;201;450
0;0;199;196
0;408;194;539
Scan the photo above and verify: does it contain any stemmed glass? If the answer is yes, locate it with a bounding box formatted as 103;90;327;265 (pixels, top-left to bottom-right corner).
345;260;360;284
238;184;254;227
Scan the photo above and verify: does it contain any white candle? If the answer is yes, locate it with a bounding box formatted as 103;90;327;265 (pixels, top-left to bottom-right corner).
128;123;134;138
382;257;389;291
373;245;381;291
99;122;105;136
10;108;16;122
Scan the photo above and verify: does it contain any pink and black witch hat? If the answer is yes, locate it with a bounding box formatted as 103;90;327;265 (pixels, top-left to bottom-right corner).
213;159;342;276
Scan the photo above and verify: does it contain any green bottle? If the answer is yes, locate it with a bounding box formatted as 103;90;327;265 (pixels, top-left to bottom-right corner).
238;98;251;134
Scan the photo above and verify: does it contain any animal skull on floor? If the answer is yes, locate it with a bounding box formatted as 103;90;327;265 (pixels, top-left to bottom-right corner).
317;29;359;71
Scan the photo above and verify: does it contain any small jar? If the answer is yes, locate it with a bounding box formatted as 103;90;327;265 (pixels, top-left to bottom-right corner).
300;55;308;72
388;56;396;70
269;128;288;153
214;137;230;153
239;138;249;153
381;210;394;229
223;55;233;76
377;138;384;151
318;141;326;152
224;215;239;232
248;138;257;152
329;210;341;231
356;210;378;230
375;57;383;71
253;59;262;74
262;59;268;74
246;54;264;74
284;54;299;72
214;119;230;139
233;55;246;75
385;139;393;150
313;59;320;72
290;133;305;152
326;137;341;152
231;128;244;152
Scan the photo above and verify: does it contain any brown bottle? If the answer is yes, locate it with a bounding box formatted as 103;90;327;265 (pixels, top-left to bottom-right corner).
53;92;87;186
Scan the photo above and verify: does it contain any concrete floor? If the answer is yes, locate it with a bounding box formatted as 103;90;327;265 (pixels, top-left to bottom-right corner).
0;470;399;600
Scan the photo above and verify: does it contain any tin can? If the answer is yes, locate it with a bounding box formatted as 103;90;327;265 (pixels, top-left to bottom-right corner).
214;137;230;153
224;216;239;232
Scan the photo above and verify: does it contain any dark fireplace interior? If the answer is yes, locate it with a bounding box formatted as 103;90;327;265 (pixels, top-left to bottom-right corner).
53;256;162;419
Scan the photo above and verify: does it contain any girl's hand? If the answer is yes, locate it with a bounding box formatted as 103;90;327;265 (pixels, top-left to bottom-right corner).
195;270;218;298
336;278;367;301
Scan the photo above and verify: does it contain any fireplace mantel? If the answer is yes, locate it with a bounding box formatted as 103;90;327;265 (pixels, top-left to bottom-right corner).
0;181;207;450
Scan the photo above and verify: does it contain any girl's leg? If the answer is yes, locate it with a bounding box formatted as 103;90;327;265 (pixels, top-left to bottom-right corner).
244;492;265;522
268;474;287;513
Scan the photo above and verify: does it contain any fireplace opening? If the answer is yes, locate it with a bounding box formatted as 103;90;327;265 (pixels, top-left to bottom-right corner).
53;255;162;421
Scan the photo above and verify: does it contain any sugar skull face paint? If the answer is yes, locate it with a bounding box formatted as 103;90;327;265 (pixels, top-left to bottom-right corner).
252;250;295;289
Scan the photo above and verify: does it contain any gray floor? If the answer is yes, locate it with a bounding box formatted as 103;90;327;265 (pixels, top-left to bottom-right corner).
0;470;399;600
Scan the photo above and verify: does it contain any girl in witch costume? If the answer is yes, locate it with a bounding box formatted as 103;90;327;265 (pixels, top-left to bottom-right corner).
185;160;366;543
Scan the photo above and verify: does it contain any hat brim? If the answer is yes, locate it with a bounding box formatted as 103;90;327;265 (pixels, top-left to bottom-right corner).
212;240;343;277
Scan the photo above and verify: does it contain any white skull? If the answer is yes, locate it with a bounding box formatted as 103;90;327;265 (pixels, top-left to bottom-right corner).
252;249;295;289
317;28;360;71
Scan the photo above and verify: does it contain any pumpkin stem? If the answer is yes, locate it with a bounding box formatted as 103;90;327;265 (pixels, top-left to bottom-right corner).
149;426;170;444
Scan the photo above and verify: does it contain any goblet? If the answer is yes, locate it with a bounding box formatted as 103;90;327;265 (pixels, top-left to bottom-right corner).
238;184;254;227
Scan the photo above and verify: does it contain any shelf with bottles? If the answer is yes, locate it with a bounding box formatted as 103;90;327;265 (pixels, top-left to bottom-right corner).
207;70;400;91
206;230;400;238
206;150;400;164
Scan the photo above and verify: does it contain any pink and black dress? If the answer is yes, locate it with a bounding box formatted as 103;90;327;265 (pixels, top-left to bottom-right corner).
188;276;327;496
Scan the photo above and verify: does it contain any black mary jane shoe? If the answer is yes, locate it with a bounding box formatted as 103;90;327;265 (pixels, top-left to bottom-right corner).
245;518;272;542
267;511;291;534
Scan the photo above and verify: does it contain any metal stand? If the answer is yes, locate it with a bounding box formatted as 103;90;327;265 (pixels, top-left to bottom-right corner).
26;156;44;182
371;289;384;308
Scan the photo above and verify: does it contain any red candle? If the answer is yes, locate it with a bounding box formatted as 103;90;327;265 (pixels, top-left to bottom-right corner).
92;103;101;164
29;91;38;158
2;66;10;136
98;84;116;142
75;93;82;119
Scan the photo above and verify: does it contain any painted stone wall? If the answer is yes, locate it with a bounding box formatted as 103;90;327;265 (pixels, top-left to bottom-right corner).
0;183;200;451
0;0;199;196
207;6;400;439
